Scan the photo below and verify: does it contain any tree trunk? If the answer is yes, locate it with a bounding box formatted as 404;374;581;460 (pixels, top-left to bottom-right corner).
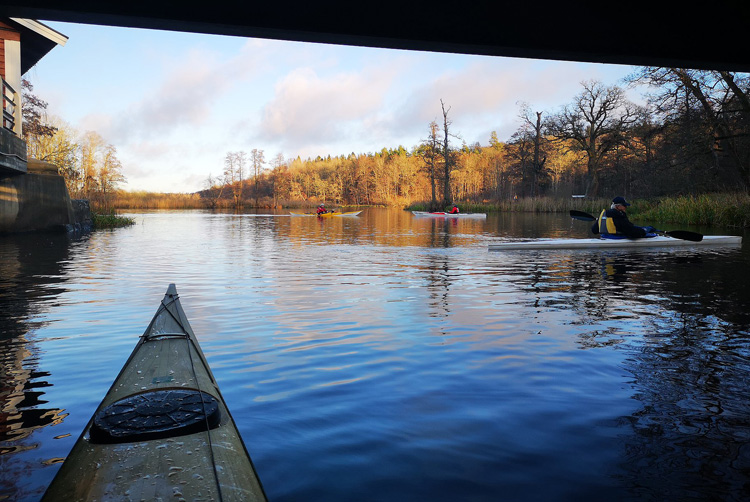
532;112;545;197
441;100;452;206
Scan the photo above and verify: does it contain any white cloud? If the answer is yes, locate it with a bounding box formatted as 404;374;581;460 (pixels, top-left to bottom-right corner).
32;22;639;192
257;65;396;149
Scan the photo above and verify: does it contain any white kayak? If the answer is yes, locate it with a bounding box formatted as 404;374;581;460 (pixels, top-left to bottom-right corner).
489;235;742;251
412;211;486;218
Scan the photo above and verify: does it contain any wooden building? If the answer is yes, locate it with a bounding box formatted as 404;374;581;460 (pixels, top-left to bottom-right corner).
0;18;67;175
0;19;79;234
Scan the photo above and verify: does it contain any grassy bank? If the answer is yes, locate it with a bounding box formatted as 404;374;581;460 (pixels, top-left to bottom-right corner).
634;193;750;228
100;192;749;228
92;209;136;230
409;193;750;228
408;197;611;215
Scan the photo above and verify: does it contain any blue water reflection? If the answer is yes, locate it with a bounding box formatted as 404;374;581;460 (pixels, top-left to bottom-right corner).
1;209;749;501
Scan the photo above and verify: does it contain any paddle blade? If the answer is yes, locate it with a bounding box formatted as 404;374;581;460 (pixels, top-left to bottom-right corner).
664;230;704;242
570;210;596;221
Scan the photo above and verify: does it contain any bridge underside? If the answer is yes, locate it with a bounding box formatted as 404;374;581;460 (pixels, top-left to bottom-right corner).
0;1;748;72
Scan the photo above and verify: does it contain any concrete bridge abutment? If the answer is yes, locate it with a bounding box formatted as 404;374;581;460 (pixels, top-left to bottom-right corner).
0;159;90;234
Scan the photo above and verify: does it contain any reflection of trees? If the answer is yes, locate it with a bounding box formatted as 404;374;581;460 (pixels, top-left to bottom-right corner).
616;312;750;500
424;219;453;249
615;253;750;500
1;345;67;449
0;233;71;491
277;209;486;248
501;246;750;500
423;255;451;322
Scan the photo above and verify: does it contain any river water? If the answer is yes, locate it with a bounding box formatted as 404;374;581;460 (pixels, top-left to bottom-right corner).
1;208;749;501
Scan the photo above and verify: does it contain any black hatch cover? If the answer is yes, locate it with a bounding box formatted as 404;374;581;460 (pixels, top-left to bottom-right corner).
89;388;221;443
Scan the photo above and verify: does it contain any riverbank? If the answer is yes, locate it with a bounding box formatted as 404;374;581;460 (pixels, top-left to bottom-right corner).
410;193;750;228
99;191;750;228
633;193;750;228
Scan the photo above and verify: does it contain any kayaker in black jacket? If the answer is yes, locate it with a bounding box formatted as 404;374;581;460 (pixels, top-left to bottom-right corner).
591;196;654;238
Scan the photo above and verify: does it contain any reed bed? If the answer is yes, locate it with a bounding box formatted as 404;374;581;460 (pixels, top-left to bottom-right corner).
409;197;611;214
409;193;749;228
91;208;136;229
636;193;750;228
100;191;748;228
110;191;204;209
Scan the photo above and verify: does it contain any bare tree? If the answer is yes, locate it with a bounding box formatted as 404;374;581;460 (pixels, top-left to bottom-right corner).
98;144;126;207
416;120;441;209
516;103;549;197
203;173;225;208
546;80;639;197
628;68;750;189
269;153;285;207
251;148;265;207
21;79;57;140
79;131;107;197
223;151;246;209
440;99;454;206
25;116;80;194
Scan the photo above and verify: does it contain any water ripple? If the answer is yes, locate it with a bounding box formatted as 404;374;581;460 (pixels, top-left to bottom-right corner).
2;210;749;501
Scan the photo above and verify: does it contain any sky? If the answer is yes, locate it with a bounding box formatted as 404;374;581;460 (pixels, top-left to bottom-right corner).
25;21;641;193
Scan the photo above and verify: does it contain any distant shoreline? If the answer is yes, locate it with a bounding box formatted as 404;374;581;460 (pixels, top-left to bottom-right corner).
91;192;750;229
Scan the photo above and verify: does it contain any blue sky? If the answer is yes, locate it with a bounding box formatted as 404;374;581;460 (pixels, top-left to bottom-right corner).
26;21;639;193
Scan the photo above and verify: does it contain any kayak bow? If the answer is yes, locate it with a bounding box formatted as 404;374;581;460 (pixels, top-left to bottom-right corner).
43;285;267;502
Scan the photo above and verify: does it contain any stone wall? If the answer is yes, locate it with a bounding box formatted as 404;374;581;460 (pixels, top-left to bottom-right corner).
70;199;92;232
0;159;90;234
0;127;28;175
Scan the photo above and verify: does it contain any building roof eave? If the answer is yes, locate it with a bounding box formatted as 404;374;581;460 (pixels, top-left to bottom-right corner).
6;17;68;75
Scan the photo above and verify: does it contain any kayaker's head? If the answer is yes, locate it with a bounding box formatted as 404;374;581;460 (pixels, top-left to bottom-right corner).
319;203;325;207
611;196;630;210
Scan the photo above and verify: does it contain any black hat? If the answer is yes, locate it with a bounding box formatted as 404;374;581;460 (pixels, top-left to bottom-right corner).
612;196;630;207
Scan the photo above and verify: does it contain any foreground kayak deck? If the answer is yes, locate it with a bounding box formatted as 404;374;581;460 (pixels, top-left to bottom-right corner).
489;235;742;250
412;211;486;218
289;210;362;217
43;285;267;502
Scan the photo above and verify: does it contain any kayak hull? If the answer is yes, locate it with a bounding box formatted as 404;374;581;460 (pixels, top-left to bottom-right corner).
42;285;267;502
290;210;362;217
412;211;486;218
489;235;742;250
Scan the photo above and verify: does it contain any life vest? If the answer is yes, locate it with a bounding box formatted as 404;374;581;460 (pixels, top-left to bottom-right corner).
597;209;618;235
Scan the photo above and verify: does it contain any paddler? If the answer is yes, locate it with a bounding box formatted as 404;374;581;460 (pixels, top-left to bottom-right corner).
449;204;460;214
316;203;328;215
592;196;655;238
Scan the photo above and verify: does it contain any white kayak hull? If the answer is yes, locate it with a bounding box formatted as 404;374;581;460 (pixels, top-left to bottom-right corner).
412;211;486;218
489;235;742;250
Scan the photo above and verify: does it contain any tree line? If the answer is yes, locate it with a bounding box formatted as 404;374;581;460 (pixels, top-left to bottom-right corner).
200;68;750;209
22;68;750;210
22;80;127;209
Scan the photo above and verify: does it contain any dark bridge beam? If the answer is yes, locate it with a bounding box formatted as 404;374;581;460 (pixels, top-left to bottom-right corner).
1;1;749;72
